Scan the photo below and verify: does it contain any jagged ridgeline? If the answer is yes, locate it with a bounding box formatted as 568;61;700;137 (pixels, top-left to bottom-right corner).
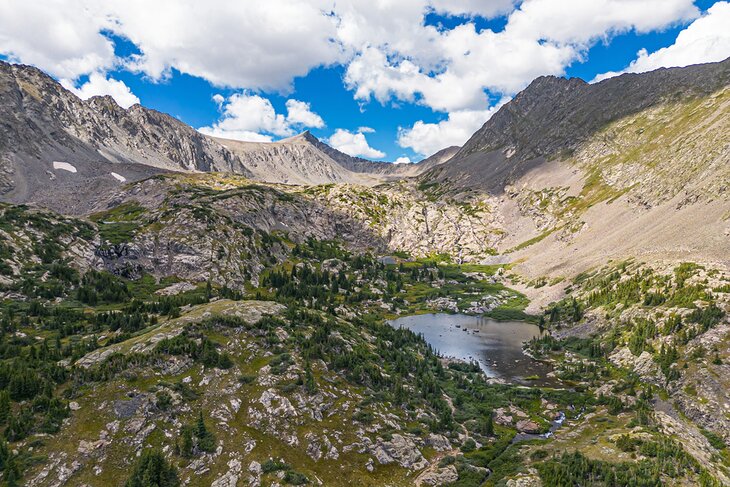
0;57;727;486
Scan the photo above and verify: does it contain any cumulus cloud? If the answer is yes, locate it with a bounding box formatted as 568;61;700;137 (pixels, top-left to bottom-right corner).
429;0;517;18
328;129;385;159
1;0;719;153
394;156;412;164
344;0;699;112
0;0;342;92
105;0;342;92
593;2;730;82
0;0;116;79
1;0;704;112
198;93;325;141
398;99;509;156
61;73;140;108
285;99;325;128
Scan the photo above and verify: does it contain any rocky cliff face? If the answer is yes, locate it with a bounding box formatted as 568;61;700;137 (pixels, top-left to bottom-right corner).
300;181;501;261
87;174;387;286
212;133;381;186
213;131;456;186
0;61;258;212
0;61;457;210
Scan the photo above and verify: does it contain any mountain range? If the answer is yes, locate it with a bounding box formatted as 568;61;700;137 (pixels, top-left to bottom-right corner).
0;57;728;486
0;60;454;213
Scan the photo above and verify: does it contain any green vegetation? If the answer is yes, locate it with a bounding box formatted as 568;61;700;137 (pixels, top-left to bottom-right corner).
0;195;725;486
125;449;179;487
535;443;717;487
90;201;147;245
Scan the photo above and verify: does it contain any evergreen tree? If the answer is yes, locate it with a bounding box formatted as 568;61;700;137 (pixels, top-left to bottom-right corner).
304;362;316;393
196;411;215;453
482;411;494;436
178;427;194;457
125;449;179;487
0;391;10;424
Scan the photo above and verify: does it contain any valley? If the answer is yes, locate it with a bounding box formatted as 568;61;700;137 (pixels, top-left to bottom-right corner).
0;57;727;487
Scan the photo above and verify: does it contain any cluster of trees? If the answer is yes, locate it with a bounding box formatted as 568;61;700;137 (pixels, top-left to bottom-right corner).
77;270;131;305
536;441;720;487
155;333;233;370
263;265;350;305
131;292;211;318
96;310;154;334
125;449;179;487
292;237;350;261
0;339;70;443
176;412;216;457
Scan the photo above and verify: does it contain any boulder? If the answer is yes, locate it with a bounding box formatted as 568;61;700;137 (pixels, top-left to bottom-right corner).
420;465;459;486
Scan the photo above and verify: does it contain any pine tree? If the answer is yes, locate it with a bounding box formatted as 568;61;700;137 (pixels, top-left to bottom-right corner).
125;449;179;487
304;362;316;393
196;411;215;453
0;391;10;425
178;427;193;457
482;411;494;436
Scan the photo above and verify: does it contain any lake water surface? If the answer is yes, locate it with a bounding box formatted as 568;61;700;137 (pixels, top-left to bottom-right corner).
389;313;557;386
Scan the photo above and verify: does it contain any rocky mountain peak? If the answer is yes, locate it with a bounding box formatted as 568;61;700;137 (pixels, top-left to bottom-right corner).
428;57;730;193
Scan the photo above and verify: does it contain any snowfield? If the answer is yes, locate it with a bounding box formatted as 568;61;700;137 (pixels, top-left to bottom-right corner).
52;161;77;173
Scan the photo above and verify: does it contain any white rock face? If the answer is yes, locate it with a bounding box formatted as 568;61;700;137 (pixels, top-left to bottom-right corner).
111;172;126;182
420;465;459;485
53;161;77;173
211;458;242;487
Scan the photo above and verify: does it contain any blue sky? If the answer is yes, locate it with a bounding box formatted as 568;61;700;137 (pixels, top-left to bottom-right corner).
1;0;728;162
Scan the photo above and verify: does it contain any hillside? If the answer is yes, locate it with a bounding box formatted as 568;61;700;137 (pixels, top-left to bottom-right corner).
213;132;456;187
0;61;455;213
211;134;382;186
427;58;730;194
0;59;727;486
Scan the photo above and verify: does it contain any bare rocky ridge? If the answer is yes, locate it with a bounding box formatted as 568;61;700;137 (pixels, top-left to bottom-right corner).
213;132;457;186
428;57;730;194
0;61;254;210
0;60;455;212
300;130;458;178
211;133;381;186
0;58;728;282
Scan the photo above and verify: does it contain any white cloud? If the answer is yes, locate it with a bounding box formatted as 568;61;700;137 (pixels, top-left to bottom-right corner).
344;0;699;112
357;126;375;133
198;93;325;141
398;98;509;156
394;156;412;164
105;0;343;92
285;99;325;128
593;2;730;82
1;0;702;114
0;1;343;93
328;129;385;159
0;0;715;153
61;73;140;108
429;0;517;18
504;0;698;45
0;0;116;79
